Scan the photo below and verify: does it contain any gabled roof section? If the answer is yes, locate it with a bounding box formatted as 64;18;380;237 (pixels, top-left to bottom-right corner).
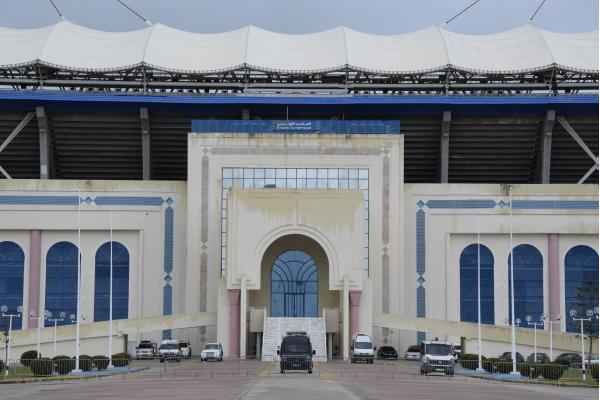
0;21;597;74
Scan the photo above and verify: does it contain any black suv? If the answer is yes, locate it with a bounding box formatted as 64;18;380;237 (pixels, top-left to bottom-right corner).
277;332;315;374
499;351;525;363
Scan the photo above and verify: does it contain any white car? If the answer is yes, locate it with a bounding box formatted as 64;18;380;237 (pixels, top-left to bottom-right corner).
200;343;223;361
419;340;455;376
405;345;421;361
178;341;192;359
351;333;375;364
159;339;181;362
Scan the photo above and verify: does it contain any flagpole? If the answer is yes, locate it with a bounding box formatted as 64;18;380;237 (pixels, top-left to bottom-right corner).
477;211;483;371
108;208;114;368
509;185;517;375
75;184;82;372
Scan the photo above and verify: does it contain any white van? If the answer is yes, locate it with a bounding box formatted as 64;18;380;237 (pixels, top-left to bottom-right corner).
419;340;454;375
350;333;375;364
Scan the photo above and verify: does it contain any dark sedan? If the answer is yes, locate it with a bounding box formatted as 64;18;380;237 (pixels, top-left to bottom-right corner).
554;352;582;366
527;353;550;363
499;351;525;363
377;346;399;360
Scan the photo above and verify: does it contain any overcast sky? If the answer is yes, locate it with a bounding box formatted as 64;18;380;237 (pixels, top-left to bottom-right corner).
0;0;597;34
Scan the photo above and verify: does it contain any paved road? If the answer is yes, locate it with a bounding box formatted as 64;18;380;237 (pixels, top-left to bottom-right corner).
0;359;597;400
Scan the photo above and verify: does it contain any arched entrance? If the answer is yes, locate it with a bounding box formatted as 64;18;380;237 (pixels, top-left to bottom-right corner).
271;250;318;317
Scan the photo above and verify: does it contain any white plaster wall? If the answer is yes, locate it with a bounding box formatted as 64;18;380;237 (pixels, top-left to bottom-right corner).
400;183;598;355
0;179;187;353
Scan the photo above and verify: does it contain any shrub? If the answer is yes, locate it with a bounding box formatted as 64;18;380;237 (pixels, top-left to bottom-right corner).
590;364;598;381
111;353;131;367
482;358;499;373
53;355;75;375
0;359;4;374
20;350;40;367
93;355;110;370
540;364;566;380
553;358;571;367
518;362;538;378
30;358;53;376
495;361;513;374
74;355;93;372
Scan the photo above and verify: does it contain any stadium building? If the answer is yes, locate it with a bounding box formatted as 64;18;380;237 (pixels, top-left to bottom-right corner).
0;21;598;359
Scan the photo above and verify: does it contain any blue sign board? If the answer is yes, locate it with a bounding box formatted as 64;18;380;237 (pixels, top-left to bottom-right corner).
190;120;400;134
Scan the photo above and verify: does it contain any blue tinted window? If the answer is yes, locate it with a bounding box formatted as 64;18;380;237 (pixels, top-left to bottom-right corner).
94;242;129;322
45;242;78;327
271;250;318;317
460;243;495;324
508;244;543;328
0;241;25;330
565;245;599;333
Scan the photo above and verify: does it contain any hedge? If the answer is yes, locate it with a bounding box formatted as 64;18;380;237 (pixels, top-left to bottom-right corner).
75;355;93;372
53;355;75;375
93;355;110;370
31;358;53;376
540;364;567;380
20;350;40;367
459;354;486;370
111;353;131;367
590;364;598;381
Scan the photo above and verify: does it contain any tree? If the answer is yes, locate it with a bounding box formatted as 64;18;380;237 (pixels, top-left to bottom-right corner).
569;277;599;364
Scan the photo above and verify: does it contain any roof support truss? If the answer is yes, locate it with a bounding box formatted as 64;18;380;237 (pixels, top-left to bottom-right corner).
556;115;599;184
0;111;35;179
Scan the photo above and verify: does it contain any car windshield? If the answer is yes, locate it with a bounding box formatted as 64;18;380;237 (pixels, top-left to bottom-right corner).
355;342;372;349
454;346;462;351
380;346;394;352
160;344;178;350
138;343;153;349
408;346;421;352
205;344;219;350
178;343;187;348
281;337;311;354
426;344;452;356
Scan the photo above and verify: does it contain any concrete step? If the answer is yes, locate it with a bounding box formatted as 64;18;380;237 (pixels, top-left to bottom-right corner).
261;317;327;360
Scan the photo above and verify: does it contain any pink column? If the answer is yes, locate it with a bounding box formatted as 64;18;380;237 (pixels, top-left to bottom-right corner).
548;234;560;320
349;290;362;339
228;289;240;358
28;230;42;328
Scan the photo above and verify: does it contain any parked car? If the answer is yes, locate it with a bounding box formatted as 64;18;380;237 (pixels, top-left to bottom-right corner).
178;341;192;359
499;351;525;363
277;332;314;373
584;355;599;365
554;352;582;366
159;339;181;362
377;346;398;360
527;353;550;363
350;333;376;364
405;345;421;361
452;344;462;361
135;340;157;359
200;343;223;362
419;340;455;376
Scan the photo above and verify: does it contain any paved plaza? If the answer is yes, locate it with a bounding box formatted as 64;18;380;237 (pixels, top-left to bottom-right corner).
0;359;597;400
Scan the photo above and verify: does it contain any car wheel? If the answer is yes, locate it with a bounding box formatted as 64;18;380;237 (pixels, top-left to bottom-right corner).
280;370;284;374
308;369;312;374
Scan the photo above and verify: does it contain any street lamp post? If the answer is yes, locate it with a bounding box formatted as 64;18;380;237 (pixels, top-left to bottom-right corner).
1;305;23;377
541;314;561;361
28;310;49;358
47;311;65;358
570;309;595;381
476;211;483;372
525;315;543;362
508;185;518;375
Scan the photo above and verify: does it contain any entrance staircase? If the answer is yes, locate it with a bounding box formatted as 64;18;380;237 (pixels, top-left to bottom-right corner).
261;317;327;360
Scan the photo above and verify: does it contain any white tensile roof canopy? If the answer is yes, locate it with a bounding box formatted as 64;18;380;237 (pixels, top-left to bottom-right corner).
0;21;597;74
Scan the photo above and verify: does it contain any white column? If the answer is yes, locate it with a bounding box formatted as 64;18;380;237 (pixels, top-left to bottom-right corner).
239;274;247;359
343;275;349;361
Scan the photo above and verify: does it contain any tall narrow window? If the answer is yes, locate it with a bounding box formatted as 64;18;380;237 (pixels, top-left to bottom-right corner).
508;244;543;328
0;241;25;330
460;243;495;324
565;245;599;333
45;242;78;327
271;250;318;318
94;242;129;322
